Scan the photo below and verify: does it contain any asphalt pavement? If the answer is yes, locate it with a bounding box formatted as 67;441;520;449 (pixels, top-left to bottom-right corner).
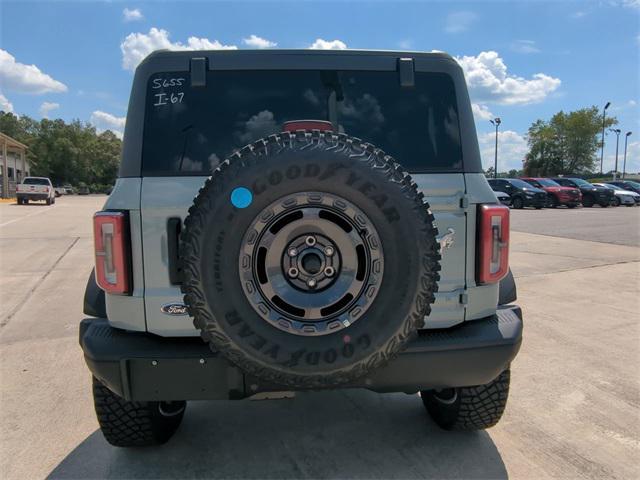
0;197;638;479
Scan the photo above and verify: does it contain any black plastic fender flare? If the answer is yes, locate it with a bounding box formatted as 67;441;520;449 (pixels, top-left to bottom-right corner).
84;268;106;318
498;268;517;305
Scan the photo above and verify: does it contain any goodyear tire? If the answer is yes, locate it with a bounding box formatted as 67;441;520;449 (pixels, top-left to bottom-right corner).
92;377;186;447
421;369;510;431
180;131;440;388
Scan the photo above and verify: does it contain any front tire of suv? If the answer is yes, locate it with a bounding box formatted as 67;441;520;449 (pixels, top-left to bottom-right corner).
92;377;186;447
421;369;510;431
582;195;594;207
512;196;524;209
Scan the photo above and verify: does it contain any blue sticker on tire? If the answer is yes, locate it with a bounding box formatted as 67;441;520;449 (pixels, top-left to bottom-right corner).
230;187;253;209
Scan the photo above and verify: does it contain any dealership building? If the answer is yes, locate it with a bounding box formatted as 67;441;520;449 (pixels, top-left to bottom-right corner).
0;132;30;198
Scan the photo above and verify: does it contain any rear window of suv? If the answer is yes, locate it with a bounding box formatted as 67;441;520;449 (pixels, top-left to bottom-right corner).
142;70;463;176
23;178;49;185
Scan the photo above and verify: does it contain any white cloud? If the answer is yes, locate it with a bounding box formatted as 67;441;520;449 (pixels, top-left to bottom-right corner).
510;40;540;54
120;28;237;71
90;110;126;138
457;51;561;105
0;93;13;113
123;8;143;22
478;130;528;171
0;49;67;94
308;38;347;50
242;35;276;49
237;110;278;144
39;101;60;118
472;103;494;121
620;0;640;8
445;11;478;34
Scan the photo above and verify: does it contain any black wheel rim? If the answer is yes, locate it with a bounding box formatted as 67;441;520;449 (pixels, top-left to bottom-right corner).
239;192;384;337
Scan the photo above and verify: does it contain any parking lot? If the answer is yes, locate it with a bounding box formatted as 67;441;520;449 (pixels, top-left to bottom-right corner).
0;196;638;479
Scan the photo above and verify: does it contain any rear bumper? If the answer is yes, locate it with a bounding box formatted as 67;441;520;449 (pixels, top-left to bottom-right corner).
17;193;49;201
79;305;523;401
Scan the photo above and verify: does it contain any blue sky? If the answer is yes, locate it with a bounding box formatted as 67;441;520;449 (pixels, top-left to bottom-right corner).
1;0;639;172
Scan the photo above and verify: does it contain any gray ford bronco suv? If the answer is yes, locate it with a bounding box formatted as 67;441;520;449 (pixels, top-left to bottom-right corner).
80;49;522;447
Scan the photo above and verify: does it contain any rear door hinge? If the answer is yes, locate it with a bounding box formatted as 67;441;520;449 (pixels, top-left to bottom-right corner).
459;291;469;305
459;194;470;210
397;58;415;87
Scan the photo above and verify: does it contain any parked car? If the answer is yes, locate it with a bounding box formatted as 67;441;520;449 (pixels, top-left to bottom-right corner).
63;184;75;195
53;185;66;197
16;177;56;205
487;178;547;209
80;49;523;447
494;190;512;207
551;177;615;207
608;180;640;195
520;177;581;208
77;185;90;195
592;183;638;206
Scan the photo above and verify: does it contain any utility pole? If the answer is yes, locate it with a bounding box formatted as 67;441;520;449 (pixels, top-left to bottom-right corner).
609;128;621;180
623;131;632;179
490;117;501;179
600;102;611;175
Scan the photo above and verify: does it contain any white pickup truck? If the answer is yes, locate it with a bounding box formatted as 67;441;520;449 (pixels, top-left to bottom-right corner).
16;177;56;205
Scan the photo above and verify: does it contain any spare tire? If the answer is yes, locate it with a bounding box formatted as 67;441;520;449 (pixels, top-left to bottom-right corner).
180;131;440;388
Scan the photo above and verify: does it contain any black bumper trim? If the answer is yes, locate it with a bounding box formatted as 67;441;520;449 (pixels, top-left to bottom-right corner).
80;305;523;401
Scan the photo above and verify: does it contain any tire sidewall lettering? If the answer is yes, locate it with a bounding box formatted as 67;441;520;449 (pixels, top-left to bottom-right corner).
246;163;400;223
222;310;372;367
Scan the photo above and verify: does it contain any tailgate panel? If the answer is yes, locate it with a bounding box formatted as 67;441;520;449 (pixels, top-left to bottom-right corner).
140;174;468;336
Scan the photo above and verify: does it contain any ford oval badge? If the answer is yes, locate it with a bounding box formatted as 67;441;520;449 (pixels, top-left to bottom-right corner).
161;303;189;316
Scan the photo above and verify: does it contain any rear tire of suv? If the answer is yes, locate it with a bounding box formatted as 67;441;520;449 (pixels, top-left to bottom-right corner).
92;377;186;447
512;196;524;209
421;369;510;431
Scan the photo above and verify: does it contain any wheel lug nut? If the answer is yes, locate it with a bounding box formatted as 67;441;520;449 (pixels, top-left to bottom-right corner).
288;268;299;278
288;248;298;257
324;267;335;277
307;278;317;288
305;236;316;246
324;246;334;256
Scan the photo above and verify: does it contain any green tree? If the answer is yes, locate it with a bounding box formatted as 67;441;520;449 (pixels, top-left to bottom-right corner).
0;112;122;186
523;107;617;176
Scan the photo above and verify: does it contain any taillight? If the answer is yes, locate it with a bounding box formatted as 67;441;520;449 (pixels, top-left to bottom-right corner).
477;204;510;284
93;211;131;295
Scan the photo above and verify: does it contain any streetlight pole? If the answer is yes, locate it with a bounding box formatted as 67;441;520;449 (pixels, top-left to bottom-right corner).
490;117;501;179
622;131;632;179
600;102;611;175
609;128;621;180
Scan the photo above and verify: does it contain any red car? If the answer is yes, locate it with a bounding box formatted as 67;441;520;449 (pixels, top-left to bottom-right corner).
520;177;582;208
